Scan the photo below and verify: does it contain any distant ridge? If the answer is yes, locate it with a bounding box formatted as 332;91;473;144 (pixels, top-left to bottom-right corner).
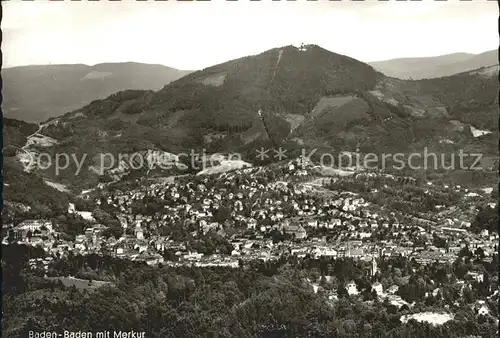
370;49;498;79
2;62;194;122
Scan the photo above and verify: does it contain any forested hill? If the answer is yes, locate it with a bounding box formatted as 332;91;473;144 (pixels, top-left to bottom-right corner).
6;44;498;190
2;62;193;122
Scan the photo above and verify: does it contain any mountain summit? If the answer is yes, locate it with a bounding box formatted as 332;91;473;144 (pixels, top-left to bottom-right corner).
6;45;497;190
150;44;380;130
38;45;382;152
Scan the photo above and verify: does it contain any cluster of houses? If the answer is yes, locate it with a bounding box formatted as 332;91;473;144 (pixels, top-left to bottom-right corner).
3;158;497;330
3;159;498;272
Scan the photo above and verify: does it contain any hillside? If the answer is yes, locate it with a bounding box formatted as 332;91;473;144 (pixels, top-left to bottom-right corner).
33;45;379;177
3;118;39;155
7;44;498;190
2;117;72;215
2;62;193;122
370;49;498;79
3;161;72;214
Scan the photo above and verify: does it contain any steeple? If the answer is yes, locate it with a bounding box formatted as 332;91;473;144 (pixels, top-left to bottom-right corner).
370;257;378;278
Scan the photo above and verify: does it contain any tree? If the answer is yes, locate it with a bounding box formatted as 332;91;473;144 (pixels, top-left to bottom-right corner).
7;230;16;243
462;286;474;304
433;234;447;248
342;319;357;334
474;247;486;261
478;273;491;297
458;245;473;260
337;283;348;298
214;205;231;223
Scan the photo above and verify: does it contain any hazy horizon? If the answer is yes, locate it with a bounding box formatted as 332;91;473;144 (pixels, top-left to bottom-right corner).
2;46;497;71
3;0;498;70
1;61;195;71
368;48;497;63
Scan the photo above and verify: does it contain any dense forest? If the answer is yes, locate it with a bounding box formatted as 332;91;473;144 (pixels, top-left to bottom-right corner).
3;244;498;338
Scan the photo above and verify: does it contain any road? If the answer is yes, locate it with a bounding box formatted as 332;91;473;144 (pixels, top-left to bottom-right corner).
21;123;44;151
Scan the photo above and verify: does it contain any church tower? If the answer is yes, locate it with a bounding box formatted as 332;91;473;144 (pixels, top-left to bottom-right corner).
134;220;144;240
370;257;378;278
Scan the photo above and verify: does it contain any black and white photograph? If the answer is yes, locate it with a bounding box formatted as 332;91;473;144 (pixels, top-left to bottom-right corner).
1;0;499;337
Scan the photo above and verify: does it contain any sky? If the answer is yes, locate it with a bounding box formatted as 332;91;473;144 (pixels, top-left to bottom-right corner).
2;0;498;70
